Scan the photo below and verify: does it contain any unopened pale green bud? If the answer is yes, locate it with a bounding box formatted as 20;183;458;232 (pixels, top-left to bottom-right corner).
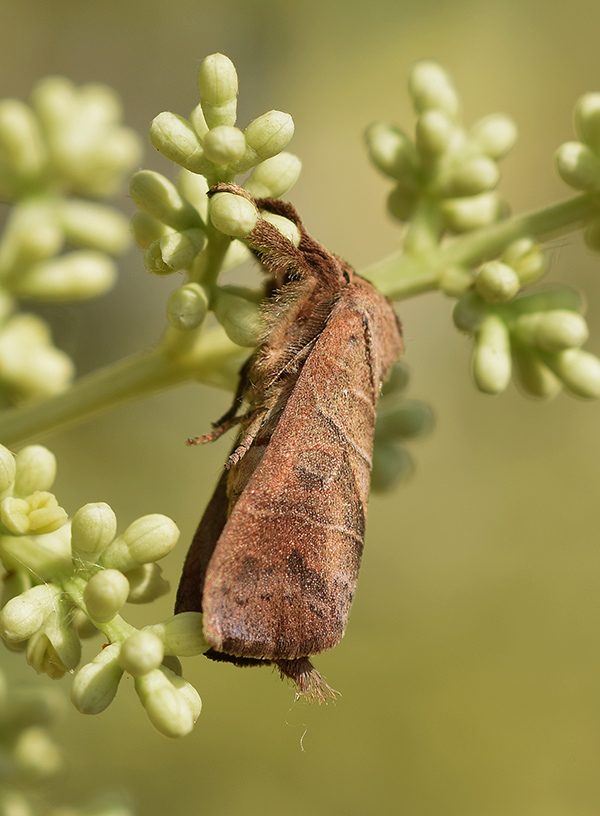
213;287;264;347
130;170;202;231
502;238;547;285
516;310;588;352
408;60;459;119
70;643;123;714
475;261;520;303
0;444;16;494
71;502;117;557
364;123;419;182
13;251;117;301
1;203;62;268
584;218;600;253
58;200;130;255
245;153;302;198
472;314;511;394
381;362;410;398
135;666;201;738
244;111;294;161
176;169;209;218
119;630;164;677
452;291;488;333
0;789;35;816
14;726;64;781
0;584;59;642
0;526;71;578
143;241;173;276
370;443;414;493
149;112;206;174
210;191;258;237
261;212;301;246
125;563;170;604
26;631;67;679
470;113;518;159
387;183;418;222
84;569;130;623
43;604;81;671
160;228;207;271
0;99;46;179
100;515;179;572
438;264;473;297
130;211;171;250
555;141;600;190
442;192;503;232
167;283;209;330
574;92;600;151
511;285;582;317
198;53;239;128
203;125;246;164
145;612;209;656
415;109;453;158
189;103;209;140
1;491;67;535
375;400;434;442
513;346;561;399
542;348;600;399
445;156;500;197
13;446;56;496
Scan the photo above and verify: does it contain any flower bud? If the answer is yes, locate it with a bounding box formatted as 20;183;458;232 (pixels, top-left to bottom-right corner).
512;345;561;399
14;726;64;781
167;283;209;330
386;183;418;222
452;291;488;333
370;443;414;493
470;113;518;159
13;251;117;301
2;203;62;267
198;53;238;128
381;362;410;397
472;314;511;394
364;123;419;182
157;227;207;273
0;789;35;816
149;112;207;174
415;109;453;158
408;60;459;119
213;286;264;347
26;631;68;679
71;502;117;558
189;102;209;140
475;261;520;303
210;191;258;237
58;199;131;255
176;169;209;218
134;666;201;738
1;491;67;535
119;630;164;677
0;443;16;494
13;446;56;496
43;604;81;671
100;515;179;572
0;584;59;642
584;218;600;253
442;192;503;232
244;111;294;161
574;92;600;151
445;156;500;197
260;212;301;246
511;285;582;316
130;211;172;250
125;563;170;604
542;348;600;398
70;643;123;714
245;153;302;198
375;400;434;442
144;612;209;656
555;141;600;190
502;238;547;285
0;98;46;181
129;170;202;231
84;569;130;623
438;265;473;297
0;526;71;578
516;310;588;352
203;125;246;164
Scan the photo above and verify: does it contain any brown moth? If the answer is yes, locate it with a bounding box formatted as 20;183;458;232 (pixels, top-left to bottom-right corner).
175;184;402;699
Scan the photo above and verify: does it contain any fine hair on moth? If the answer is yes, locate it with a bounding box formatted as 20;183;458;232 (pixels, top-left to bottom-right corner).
175;183;402;700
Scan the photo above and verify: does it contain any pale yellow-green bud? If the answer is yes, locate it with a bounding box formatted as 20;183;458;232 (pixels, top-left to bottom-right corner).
438;265;473;297
381;362;410;398
149;112;207;174
386;183;418;222
244;111;294;161
1;491;67;535
0;444;16;495
13;726;64;782
143;241;173;277
472;314;511;394
100;515;179;572
0;789;35;816
134;666;201;738
475;261;520;303
12;251;117;301
513;345;561;399
584;218;600;253
130;211;172;250
58;199;131;255
261;212;301;246
43;602;81;671
26;631;68;679
209;191;258;237
375;400;434;442
144;612;209;656
202;125;246;164
542;348;600;399
501;238;547;285
213;286;264;347
0;584;59;642
470;113;518;159
515;310;589;352
189;102;209;140
408;60;460;119
364;123;419;182
70;642;123;714
13;445;56;496
167;283;209;330
176;169;209;219
84;569;130;623
70;502;117;558
0;203;62;268
442;192;503;232
0;98;46;181
554;141;600;190
129;170;202;231
574;92;600;151
415;109;453;158
370;443;414;493
119;630;164;676
198;53;239;128
511;285;582;316
245;153;302;198
444;156;500;197
452;291;488;333
125;564;170;604
161;228;207;271
0;526;71;578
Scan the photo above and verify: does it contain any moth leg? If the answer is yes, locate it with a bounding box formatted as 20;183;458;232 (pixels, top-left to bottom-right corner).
186;412;246;446
226;406;268;468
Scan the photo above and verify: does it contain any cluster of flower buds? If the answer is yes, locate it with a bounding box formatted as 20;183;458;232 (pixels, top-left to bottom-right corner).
0;78;141;403
365;60;517;237
371;362;434;492
130;53;302;347
0;443;208;738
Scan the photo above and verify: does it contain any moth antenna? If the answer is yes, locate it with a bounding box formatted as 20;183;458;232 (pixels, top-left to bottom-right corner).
276;658;340;703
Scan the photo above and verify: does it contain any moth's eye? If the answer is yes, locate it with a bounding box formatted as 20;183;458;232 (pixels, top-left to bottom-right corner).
342;268;351;283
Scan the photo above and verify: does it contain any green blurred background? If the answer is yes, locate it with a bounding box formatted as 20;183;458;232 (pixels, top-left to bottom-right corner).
3;0;600;814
